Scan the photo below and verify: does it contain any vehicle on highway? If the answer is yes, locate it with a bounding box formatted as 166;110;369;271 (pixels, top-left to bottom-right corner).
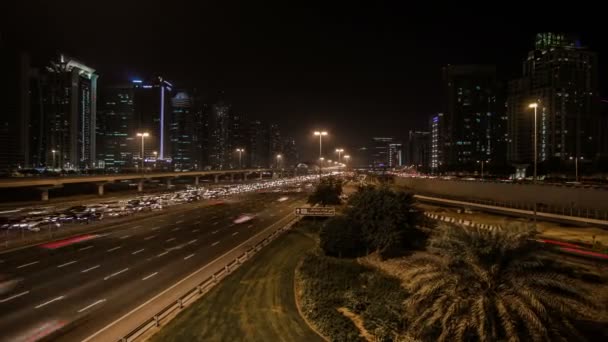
234;213;256;224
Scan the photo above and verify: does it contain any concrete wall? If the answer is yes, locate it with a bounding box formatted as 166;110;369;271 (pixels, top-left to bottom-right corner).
395;178;608;211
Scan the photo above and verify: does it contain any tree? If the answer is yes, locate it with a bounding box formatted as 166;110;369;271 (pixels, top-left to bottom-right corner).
308;176;342;206
319;216;364;258
403;224;597;342
346;186;421;257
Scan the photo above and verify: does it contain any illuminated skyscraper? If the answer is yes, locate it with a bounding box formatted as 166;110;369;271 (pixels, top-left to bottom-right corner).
170;91;197;170
96;84;135;168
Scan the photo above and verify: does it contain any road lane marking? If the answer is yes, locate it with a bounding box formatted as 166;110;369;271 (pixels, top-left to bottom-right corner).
132;249;145;255
0;291;29;303
184;254;195;260
212;221;219;226
144;235;157;240
187;239;197;245
232;232;239;236
17;261;39;269
211;241;220;246
78;299;106;313
211;230;218;234
104;268;129;280
107;246;122;252
142;272;158;280
120;235;131;239
171;227;180;232
57;260;77;268
166;238;176;242
178;214;185;218
194;220;201;224
151;226;161;231
81;265;100;273
79;245;94;251
247;224;254;228
133;225;142;229
192;229;199;233
35;296;65;309
157;251;169;257
176;220;184;224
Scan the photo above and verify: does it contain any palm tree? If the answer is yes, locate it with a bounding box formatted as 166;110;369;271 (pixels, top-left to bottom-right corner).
403;224;597;342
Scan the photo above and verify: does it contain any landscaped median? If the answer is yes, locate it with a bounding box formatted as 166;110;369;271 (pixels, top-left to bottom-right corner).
148;221;324;342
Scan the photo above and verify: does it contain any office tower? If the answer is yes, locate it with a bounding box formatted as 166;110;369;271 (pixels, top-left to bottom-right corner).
268;123;282;167
42;54;98;169
507;33;599;164
248;120;268;168
208;101;231;169
282;137;298;168
406;130;431;171
96;84;135;169
169;91;198;170
193;94;210;170
370;137;393;168
1;47;30;170
132;77;173;163
388;143;403;168
430;113;446;171
442;65;501;170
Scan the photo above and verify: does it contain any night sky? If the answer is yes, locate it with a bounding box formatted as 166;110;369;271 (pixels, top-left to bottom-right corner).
3;1;605;161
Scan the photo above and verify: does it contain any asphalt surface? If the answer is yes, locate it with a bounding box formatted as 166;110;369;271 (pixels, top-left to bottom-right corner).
0;191;307;342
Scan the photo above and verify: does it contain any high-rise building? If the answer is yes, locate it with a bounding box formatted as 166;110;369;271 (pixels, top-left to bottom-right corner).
208;101;231;169
282;137;298;168
388;143;403;168
42;54;98;169
132;77;173;163
1;47;30;171
371;137;393;168
268;123;282;166
170;91;198;170
96;84;135;169
430;113;446;171
247;120;268;168
442;65;502;170
507;33;599;164
406;130;431;170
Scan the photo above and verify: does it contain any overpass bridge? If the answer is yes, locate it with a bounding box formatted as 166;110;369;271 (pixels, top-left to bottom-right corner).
0;169;280;201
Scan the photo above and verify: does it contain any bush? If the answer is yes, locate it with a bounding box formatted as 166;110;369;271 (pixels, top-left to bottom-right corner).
319;216;365;258
308;176;343;206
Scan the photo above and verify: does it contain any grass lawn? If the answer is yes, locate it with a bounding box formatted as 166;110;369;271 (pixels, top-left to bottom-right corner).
150;223;323;342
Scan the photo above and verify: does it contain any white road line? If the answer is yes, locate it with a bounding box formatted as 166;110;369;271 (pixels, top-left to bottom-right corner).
142;272;158;280
171;227;180;232
79;245;94;251
194;220;201;224
57;260;77;268
78;299;106;313
35;295;65;309
120;235;131;239
232;232;239;236
184;254;195;260
192;229;199;233
211;230;218;234
17;261;39;269
187;239;197;245
247;224;254;228
144;235;157;240
133;225;142;229
176;220;184;224
81;265;100;273
107;246;122;252
211;241;220;246
132;249;145;255
104;268;129;280
178;214;185;218
151;226;161;231
212;221;219;226
0;291;29;303
157;251;169;257
166;237;176;242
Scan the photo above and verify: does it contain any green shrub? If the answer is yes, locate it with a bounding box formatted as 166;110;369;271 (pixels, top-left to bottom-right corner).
319;216;365;258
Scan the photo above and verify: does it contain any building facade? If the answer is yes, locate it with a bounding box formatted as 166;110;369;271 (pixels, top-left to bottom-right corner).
96;84;135;169
507;33;599;165
430;113;446;171
170;91;198;170
370;137;393;168
406;130;430;171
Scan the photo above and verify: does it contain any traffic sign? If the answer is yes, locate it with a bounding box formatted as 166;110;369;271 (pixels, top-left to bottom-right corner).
295;207;335;216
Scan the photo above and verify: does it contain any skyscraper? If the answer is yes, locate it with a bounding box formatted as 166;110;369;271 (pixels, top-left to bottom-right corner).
247;120;268;168
507;33;599;165
42;54;98;169
370;137;393;168
132;77;173;163
406;130;431;171
388;143;403;168
170;91;198;170
282;137;298;168
430;113;446;172
208;101;231;169
442;65;502;170
96;84;135;169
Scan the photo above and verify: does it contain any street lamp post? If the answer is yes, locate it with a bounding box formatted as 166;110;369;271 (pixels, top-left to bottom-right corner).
236;148;245;169
153;151;158;169
313;131;328;159
136;132;150;172
528;103;538;183
319;157;324;175
570;156;583;182
335;148;344;163
276;154;282;168
476;160;488;180
51;150;56;170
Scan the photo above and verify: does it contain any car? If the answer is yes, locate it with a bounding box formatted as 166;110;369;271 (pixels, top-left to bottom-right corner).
233;214;255;224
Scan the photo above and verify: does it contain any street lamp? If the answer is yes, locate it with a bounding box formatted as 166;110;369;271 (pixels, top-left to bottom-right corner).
569;156;583;182
476;160;489;180
335;148;344;162
314;131;328;159
236;148;245;169
51;150;57;170
528;103;538;183
153;151;158;169
136;132;150;172
276;154;282;168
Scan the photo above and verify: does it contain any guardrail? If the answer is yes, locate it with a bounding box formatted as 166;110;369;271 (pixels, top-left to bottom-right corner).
117;215;301;342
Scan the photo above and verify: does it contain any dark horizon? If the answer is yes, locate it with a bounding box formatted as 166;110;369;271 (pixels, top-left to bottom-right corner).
3;2;606;160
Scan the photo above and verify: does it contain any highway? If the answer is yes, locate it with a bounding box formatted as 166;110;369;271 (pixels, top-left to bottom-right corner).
0;191;307;342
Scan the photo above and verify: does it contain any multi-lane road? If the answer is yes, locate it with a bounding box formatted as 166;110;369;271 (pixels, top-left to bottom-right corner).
0;191;307;342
